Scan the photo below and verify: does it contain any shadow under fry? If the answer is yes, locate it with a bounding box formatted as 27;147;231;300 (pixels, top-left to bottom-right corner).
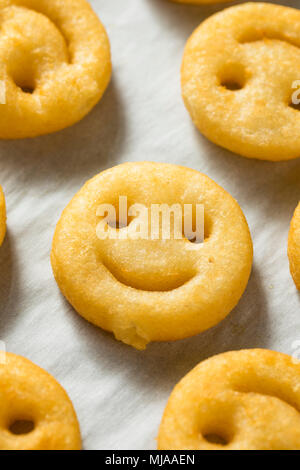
0;76;126;188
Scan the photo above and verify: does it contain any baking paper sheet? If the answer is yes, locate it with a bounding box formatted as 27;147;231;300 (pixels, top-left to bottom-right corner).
0;0;300;450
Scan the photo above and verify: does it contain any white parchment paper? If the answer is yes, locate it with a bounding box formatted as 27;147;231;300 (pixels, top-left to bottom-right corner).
0;0;300;450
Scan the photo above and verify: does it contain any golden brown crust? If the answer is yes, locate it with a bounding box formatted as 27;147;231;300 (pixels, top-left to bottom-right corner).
158;349;300;450
0;352;81;450
0;0;111;138
181;3;300;160
288;202;300;290
51;162;253;350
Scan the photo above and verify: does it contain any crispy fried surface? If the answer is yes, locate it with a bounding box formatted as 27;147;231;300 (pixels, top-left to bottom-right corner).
181;3;300;160
0;0;111;138
0;352;81;450
51;162;253;350
158;349;300;450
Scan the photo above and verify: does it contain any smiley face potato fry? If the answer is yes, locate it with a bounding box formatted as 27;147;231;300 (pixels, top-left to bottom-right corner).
51;162;253;350
0;0;111;138
0;353;81;450
158;349;300;450
181;3;300;160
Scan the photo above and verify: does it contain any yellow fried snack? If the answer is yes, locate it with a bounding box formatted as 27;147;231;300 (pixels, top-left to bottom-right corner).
288;203;300;290
158;349;300;450
181;3;300;161
51;162;253;350
0;186;6;246
0;352;81;450
0;0;111;138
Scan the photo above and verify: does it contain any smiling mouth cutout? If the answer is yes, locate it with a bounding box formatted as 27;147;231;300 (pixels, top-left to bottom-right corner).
101;258;197;292
95;196;206;291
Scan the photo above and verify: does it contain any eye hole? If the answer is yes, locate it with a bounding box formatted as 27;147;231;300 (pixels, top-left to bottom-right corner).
289;100;300;111
19;86;34;94
184;212;212;244
99;201;135;230
220;80;243;91
14;79;35;94
219;63;247;91
203;432;229;446
12;71;36;94
106;214;135;229
107;219;129;229
9;419;35;435
9;59;36;95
